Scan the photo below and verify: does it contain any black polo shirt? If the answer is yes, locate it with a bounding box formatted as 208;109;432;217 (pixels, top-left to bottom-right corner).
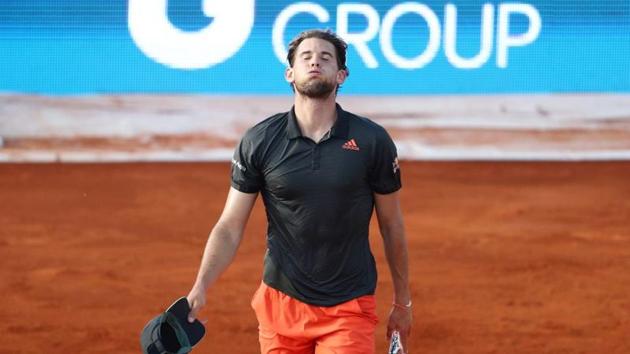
231;104;401;306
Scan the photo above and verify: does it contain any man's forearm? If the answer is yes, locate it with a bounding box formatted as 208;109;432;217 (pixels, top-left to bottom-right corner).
381;223;411;304
192;222;243;291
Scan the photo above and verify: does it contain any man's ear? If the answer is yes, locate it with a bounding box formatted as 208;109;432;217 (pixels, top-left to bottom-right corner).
285;67;294;84
336;69;348;85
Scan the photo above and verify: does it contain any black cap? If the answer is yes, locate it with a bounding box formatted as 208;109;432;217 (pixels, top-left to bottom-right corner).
140;297;205;354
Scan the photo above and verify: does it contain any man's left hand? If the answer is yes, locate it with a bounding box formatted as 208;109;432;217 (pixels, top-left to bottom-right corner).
387;305;413;352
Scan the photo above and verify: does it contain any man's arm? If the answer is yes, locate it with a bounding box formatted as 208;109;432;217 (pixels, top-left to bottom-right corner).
374;191;412;349
186;187;258;322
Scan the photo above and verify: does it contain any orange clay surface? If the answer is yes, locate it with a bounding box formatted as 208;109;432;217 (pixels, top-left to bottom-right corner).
1;162;629;354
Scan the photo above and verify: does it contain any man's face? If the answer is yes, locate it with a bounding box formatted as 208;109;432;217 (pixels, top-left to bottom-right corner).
286;38;347;98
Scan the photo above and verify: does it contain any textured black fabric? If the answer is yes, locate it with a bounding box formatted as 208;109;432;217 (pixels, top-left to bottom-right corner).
231;104;401;306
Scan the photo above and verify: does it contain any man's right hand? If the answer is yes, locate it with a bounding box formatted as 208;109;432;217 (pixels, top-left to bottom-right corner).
186;284;207;323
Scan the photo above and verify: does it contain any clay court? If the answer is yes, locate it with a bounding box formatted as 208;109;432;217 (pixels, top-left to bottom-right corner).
2;161;629;353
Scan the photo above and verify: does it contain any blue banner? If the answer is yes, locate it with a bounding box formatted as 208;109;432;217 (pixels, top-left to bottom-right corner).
1;0;629;94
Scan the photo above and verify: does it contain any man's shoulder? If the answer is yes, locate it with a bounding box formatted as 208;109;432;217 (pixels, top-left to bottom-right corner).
242;111;289;141
342;109;390;139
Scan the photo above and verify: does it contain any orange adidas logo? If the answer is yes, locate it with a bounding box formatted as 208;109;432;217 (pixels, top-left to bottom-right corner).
342;139;360;151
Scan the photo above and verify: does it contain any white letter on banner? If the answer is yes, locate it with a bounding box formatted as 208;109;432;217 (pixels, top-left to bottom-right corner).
444;3;494;69
496;3;542;68
128;0;255;69
337;4;380;69
273;3;330;65
380;3;441;69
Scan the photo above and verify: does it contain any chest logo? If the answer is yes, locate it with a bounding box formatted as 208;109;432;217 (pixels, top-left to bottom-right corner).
342;139;360;151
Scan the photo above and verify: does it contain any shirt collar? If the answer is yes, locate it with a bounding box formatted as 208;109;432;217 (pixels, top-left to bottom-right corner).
286;103;350;140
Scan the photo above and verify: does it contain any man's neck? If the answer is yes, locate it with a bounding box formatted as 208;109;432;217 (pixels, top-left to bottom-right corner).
293;93;337;142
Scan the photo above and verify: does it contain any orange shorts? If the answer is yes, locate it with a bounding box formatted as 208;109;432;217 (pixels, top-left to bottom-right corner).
250;282;379;354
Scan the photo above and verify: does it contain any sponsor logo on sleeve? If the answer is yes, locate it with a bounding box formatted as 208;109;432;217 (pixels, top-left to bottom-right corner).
232;158;247;172
392;157;400;174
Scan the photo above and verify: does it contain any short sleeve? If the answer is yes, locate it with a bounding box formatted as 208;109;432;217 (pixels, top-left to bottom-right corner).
368;128;402;194
230;131;263;193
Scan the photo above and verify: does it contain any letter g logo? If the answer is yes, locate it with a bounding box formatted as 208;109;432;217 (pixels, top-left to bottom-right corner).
128;0;255;69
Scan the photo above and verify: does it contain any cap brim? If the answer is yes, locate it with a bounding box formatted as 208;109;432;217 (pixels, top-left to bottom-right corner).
166;297;205;347
140;316;163;354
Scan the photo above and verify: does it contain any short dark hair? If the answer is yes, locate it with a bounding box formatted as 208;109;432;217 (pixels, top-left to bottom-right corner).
286;29;349;76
